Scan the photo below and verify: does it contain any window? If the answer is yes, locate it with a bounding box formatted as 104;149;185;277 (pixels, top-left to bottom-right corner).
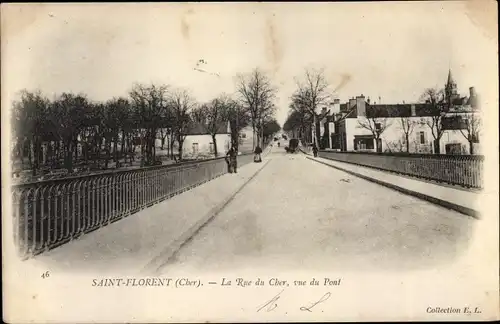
419;131;426;144
192;143;199;154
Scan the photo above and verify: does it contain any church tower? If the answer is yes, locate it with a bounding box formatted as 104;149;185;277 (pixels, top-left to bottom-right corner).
444;69;459;105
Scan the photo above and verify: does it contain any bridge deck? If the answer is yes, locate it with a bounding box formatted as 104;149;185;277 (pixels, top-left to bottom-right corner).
29;146;475;275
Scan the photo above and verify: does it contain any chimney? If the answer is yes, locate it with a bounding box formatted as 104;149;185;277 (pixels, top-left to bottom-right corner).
356;94;366;117
367;97;371;104
349;97;356;109
469;87;476;98
332;99;341;114
411;104;416;117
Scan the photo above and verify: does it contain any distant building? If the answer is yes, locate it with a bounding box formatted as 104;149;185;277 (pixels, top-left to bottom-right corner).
182;120;231;158
237;125;256;154
318;70;481;154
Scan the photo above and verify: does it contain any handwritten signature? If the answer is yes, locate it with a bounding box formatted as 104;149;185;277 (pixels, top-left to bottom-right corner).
257;290;331;313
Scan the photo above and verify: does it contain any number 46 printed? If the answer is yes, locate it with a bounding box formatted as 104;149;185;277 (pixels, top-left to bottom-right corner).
41;271;50;279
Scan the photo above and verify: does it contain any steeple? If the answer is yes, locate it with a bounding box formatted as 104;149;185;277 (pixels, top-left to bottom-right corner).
445;68;458;101
446;69;457;89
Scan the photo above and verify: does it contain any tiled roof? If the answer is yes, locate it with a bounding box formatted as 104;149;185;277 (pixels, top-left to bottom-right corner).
345;103;439;119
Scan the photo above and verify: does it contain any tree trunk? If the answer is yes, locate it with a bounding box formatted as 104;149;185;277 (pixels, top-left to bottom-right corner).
433;138;440;154
211;134;218;157
252;125;256;150
33;137;41;175
73;137;78;163
405;134;410;153
104;139;111;169
121;130;126;157
170;132;175;159
65;141;73;173
469;140;474;155
312;114;317;146
29;139;35;176
114;133;119;163
177;134;184;160
166;134;170;158
375;137;382;153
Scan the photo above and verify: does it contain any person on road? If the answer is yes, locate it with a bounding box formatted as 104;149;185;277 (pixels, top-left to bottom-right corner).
278;141;280;148
312;143;318;157
226;147;238;173
254;145;263;163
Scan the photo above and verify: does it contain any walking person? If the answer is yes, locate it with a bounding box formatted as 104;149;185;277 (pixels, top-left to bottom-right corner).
254;145;263;163
226;146;238;173
312;143;318;157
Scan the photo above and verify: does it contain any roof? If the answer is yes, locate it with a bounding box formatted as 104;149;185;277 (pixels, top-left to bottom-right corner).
186;120;229;135
344;103;441;119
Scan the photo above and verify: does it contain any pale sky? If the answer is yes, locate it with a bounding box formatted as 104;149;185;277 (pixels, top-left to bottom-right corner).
2;2;497;125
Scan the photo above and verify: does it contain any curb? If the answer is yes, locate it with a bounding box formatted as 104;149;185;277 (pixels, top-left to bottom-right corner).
142;159;272;274
307;156;480;219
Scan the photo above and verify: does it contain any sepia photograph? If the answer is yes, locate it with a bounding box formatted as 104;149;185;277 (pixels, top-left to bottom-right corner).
2;2;498;322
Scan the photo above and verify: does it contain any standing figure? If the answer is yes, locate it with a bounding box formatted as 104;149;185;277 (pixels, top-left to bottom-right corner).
278;142;281;148
312;143;318;157
226;147;238;173
254;145;263;163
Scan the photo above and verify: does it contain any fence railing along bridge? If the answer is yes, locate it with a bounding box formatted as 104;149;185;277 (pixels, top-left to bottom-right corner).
318;150;484;189
11;154;255;259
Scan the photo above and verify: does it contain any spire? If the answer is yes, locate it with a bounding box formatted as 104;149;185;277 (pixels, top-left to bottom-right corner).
445;68;458;98
447;69;456;86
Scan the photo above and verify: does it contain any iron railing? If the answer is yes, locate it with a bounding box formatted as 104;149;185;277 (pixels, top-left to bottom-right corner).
318;150;484;189
11;153;255;259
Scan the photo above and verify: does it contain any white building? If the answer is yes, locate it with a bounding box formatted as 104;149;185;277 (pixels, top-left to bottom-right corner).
181;121;231;158
325;71;481;155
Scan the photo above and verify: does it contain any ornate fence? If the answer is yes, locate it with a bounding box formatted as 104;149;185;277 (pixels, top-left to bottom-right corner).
11;153;254;259
318;151;484;189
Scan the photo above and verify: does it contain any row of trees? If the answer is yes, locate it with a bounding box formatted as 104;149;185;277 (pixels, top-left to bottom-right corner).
11;68;282;176
11;85;196;175
283;68;481;154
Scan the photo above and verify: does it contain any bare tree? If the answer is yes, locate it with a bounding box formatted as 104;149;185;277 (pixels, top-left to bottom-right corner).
357;105;393;153
192;94;232;157
129;83;170;166
226;100;250;152
291;68;330;147
457;111;481;155
399;116;416;153
11;90;51;175
50;93;89;172
286;101;313;144
419;87;447;154
236;68;277;149
170;88;196;160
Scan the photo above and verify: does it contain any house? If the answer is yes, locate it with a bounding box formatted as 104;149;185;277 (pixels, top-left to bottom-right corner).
319;70;481;155
182;120;232;158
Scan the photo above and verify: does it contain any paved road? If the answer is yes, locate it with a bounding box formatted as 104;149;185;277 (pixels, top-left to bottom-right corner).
158;149;475;274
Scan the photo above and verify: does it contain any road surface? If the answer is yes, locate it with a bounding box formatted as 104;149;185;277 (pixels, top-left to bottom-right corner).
158;148;474;274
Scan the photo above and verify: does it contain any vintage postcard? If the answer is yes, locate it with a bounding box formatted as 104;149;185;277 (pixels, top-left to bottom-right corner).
2;2;499;323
